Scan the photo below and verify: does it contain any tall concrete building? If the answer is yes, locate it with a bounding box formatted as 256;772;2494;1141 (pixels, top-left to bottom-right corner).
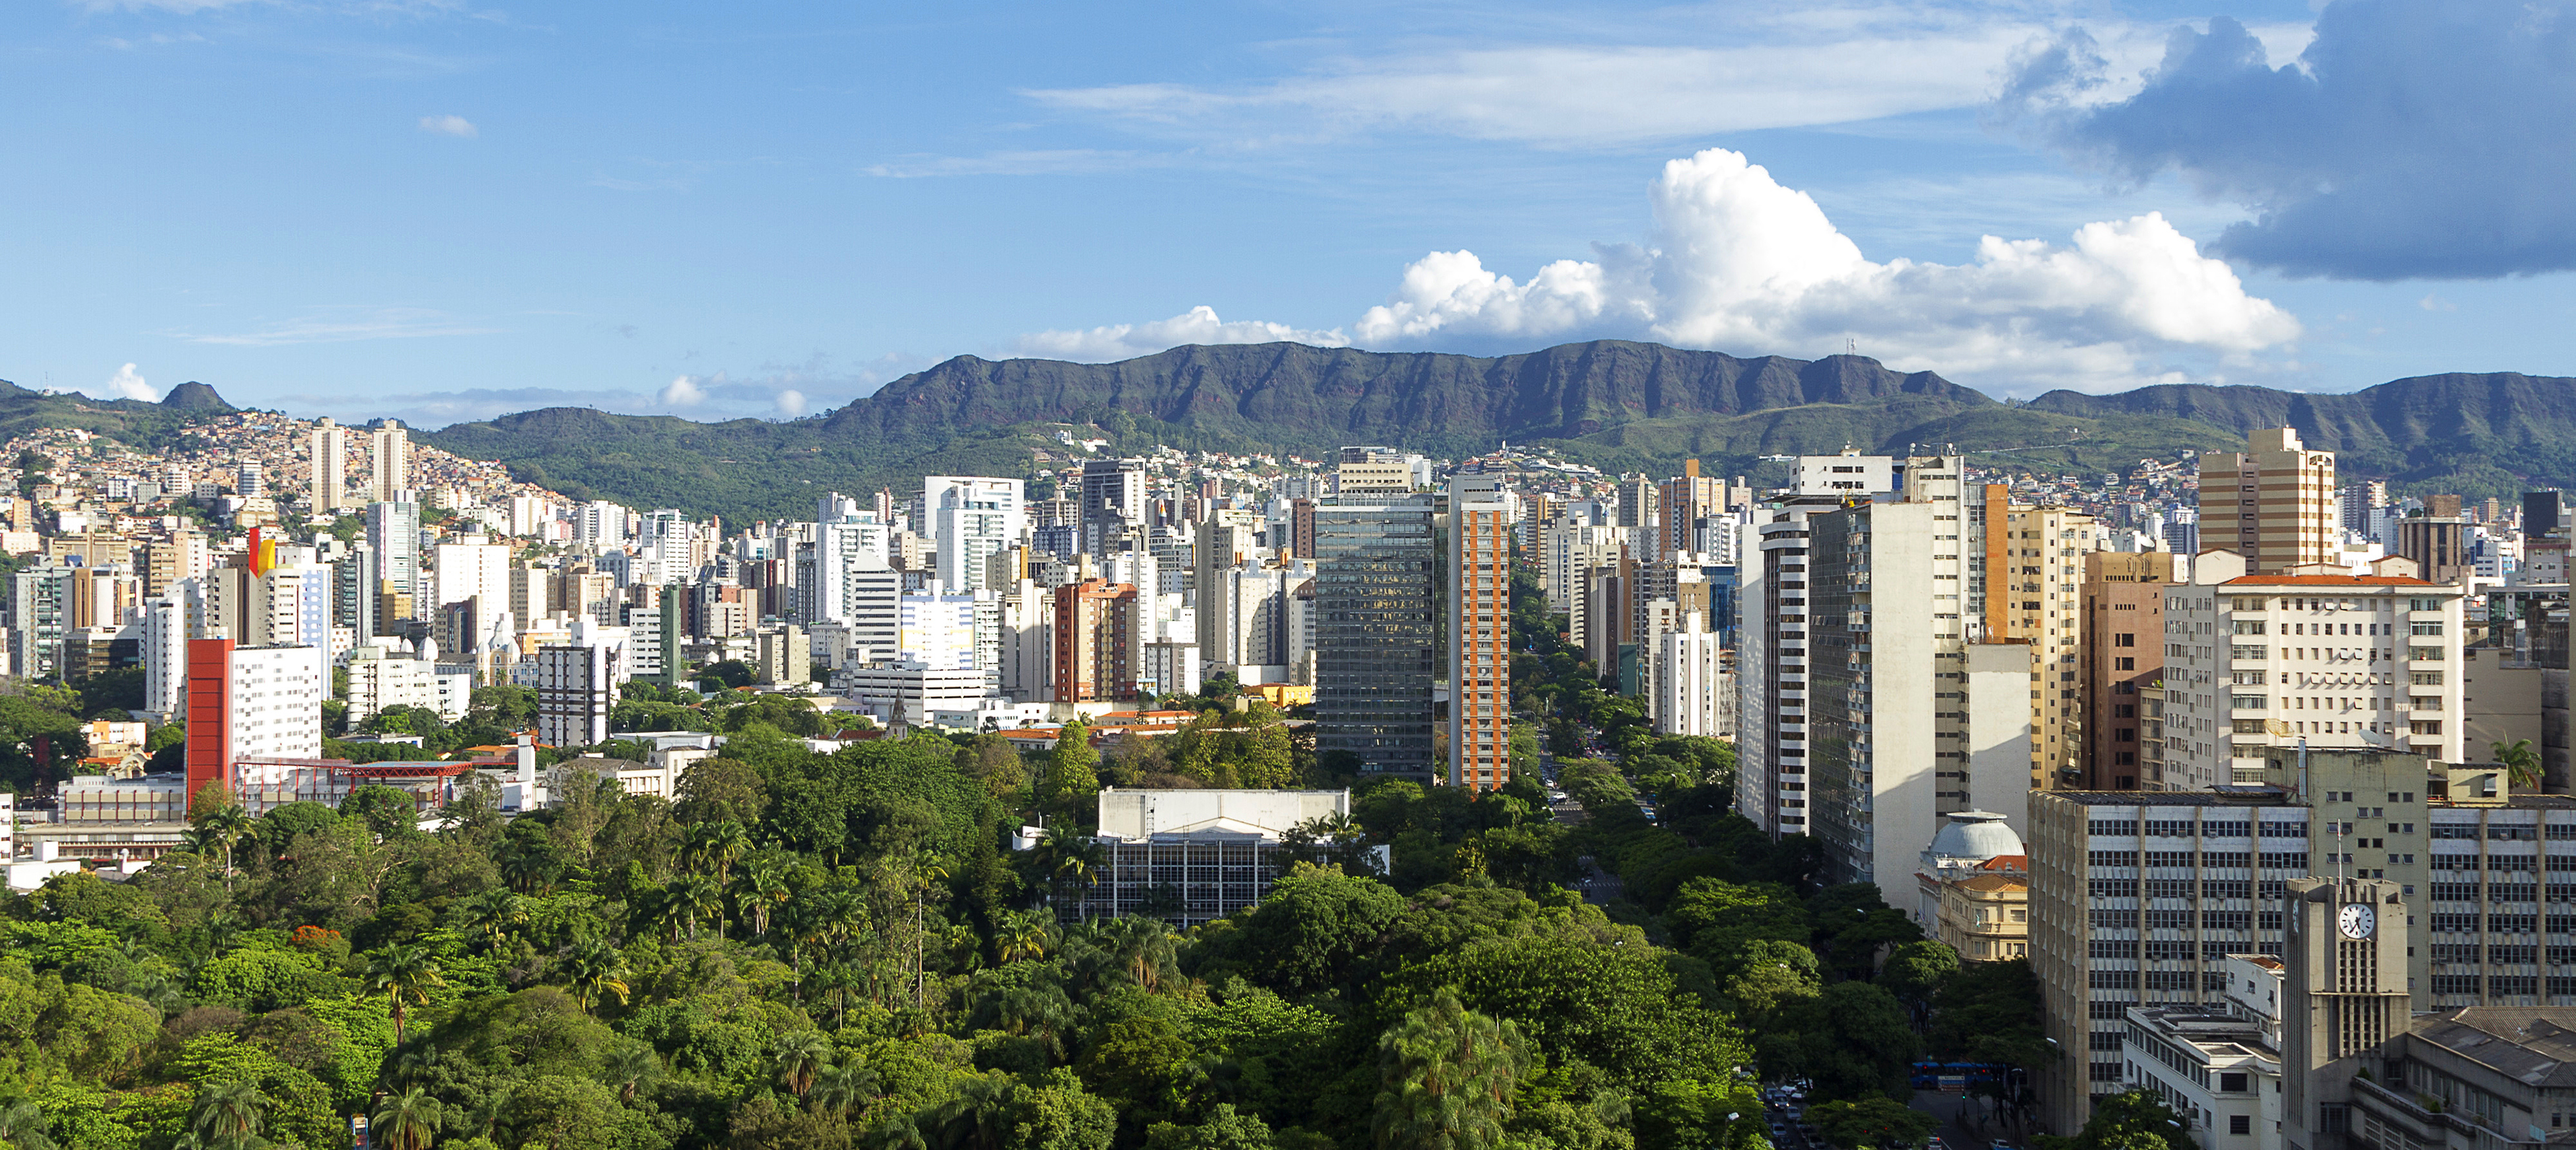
2159;554;2464;790
369;419;411;503
2081;552;2178;789
536;640;618;749
1982;485;2098;789
925;477;1024;593
1614;476;1657;532
1079;458;1148;556
1314;491;1437;781
1659;460;1724;559
1449;477;1514;791
2199;427;2338;573
2397;515;2472;585
1803;460;2036;910
184;637;326;803
309;417;352;513
1054;579;1139;703
367;499;421;600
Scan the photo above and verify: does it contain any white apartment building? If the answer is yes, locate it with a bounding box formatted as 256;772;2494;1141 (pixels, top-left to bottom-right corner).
896;585;983;672
2160;552;2466;789
2122;956;2286;1150
1544;522;1626;626
344;645;445;724
431;540;511;609
227;643;327;764
800;517;894;628
926;477;1024;593
140;596;184;717
1653;612;1730;738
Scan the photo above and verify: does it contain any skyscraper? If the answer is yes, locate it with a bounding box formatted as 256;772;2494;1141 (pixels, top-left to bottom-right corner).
1449;477;1513;791
2198;427;2338;573
2079;551;2175;790
366;499;421;599
927;478;1024;593
1054;579;1139;702
1080;458;1147;557
1315;490;1437;781
1982;486;2098;789
370;419;411;503
1659;459;1723;559
309;417;351;513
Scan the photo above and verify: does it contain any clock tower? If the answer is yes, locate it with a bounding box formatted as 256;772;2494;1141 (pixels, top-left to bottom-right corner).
2281;877;2409;1150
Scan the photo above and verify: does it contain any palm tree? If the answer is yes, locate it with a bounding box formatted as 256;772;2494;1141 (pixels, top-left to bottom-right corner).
191;1079;266;1147
994;909;1054;965
773;1030;834;1098
811;1061;880;1117
1372;988;1530;1150
462;888;528;952
599;1040;661;1104
912;853;953;1008
365;944;446;1046
558;937;632;1015
669;875;726;941
0;1095;59;1150
194;804;251;888
2497;738;2544;790
1092;915;1181;993
731;853;792;939
372;1085;442;1150
684;819;753;880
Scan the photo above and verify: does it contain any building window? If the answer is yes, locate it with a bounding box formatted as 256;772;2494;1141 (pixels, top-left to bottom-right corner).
2231;1116;2252;1135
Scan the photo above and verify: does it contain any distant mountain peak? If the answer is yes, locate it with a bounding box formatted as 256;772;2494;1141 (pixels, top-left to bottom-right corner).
159;381;233;410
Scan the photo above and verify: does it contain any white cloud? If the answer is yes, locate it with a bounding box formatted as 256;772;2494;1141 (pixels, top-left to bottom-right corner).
1012;306;1349;363
774;388;807;415
99;363;157;402
865;149;1159;178
418;114;477;138
658;375;709;407
176;307;497;346
1353;148;2300;394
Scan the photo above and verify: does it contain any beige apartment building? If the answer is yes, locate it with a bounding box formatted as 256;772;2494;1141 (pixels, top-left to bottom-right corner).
2198;427;2338;573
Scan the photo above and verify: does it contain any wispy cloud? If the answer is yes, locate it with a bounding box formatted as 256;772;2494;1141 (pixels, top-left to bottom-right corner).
864;149;1163;178
174;307;499;346
417;114;476;137
1013;306;1347;362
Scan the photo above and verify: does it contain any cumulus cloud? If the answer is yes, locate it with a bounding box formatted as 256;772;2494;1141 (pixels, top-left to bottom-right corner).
1012;306;1349;363
774;389;807;416
1999;3;2576;279
1351;149;2299;394
658;375;709;407
100;363;157;402
418;114;477;138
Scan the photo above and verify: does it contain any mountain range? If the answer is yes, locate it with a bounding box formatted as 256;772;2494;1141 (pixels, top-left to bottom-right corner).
9;342;2575;524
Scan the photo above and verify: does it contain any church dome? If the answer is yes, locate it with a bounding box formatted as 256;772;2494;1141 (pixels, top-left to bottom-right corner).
1927;810;2024;863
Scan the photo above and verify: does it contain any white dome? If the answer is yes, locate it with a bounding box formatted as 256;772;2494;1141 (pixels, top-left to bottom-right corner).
1927;811;2024;862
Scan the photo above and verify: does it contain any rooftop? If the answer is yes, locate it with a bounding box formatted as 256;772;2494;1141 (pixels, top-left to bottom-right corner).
2220;574;2435;587
2413;1009;2576;1088
2040;790;2293;807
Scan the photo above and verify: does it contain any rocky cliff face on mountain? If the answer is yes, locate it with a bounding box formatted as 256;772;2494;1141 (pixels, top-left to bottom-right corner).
417;341;2576;522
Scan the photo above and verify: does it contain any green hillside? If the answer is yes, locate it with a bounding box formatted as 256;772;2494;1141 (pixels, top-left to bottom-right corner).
415;343;2576;520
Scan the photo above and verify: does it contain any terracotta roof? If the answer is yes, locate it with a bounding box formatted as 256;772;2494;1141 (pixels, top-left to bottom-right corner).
2220;575;2432;586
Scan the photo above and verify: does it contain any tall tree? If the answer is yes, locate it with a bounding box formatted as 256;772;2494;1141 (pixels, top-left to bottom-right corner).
1372;988;1530;1150
364;943;445;1045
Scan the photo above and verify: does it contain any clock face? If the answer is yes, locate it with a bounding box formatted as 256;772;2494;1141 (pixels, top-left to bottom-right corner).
2339;902;2377;939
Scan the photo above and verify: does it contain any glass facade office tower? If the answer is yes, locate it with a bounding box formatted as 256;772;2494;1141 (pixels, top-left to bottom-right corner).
1315;493;1437;780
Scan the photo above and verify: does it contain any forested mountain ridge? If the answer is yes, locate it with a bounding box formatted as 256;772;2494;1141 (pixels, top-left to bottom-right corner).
413;343;2576;521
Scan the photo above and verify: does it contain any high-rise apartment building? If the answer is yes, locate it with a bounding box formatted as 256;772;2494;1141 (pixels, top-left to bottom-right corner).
1615;477;1657;532
310;417;352;513
332;543;377;639
536;640;617;749
799;517;892;627
1659;460;1724;559
1080;458;1148;556
1982;486;2099;789
925;477;1024;593
2159;554;2464;789
367;499;421;598
369;419;411;503
1054;579;1139;703
2396;515;2472;585
2342;480;2390;533
1314;491;1437;781
1544;522;1625;629
1449;478;1513;791
1803;459;2036;910
144;530;209;597
2081;552;2178;790
7;565;71;682
2198;427;2338;573
1654;612;1729;738
183;637;325;802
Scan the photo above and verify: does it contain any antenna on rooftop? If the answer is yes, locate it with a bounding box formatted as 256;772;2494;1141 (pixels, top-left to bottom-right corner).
1845;338;1857;355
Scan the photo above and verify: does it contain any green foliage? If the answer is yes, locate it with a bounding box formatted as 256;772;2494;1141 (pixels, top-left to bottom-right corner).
1807;1097;1938;1150
2045;1089;2203;1150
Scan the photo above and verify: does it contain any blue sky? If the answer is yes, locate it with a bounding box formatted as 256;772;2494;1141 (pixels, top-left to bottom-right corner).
8;0;2574;426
